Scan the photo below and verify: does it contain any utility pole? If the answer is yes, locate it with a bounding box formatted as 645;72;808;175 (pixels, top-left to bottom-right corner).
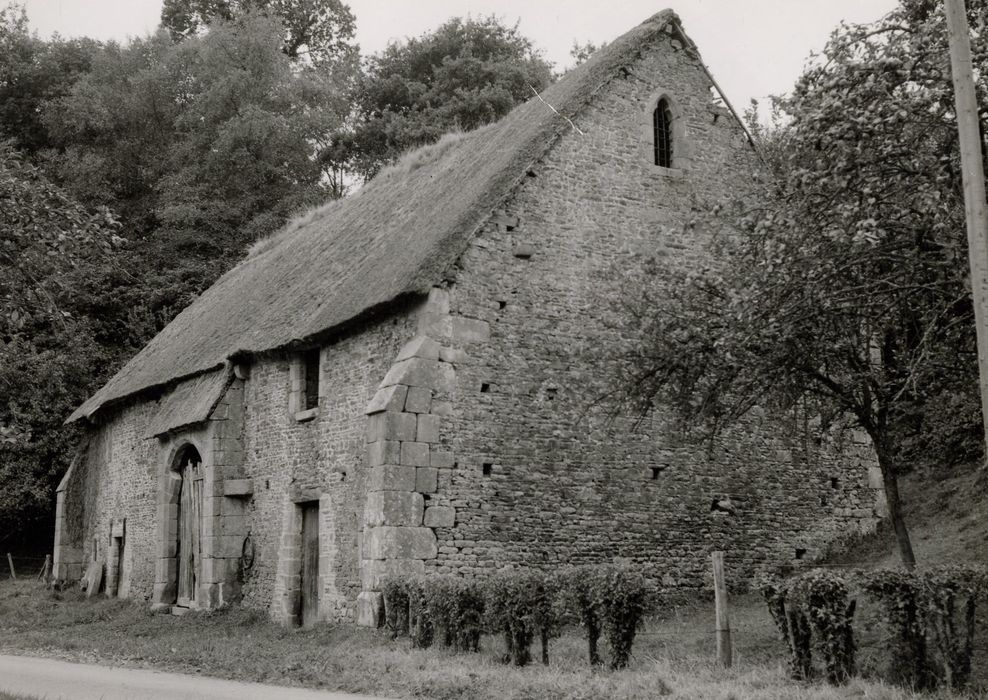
945;0;988;458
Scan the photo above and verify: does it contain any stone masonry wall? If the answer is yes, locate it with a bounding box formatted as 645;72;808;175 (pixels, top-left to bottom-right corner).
238;313;417;622
400;28;884;589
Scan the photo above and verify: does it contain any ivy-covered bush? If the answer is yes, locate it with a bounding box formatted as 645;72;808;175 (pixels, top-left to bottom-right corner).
859;569;932;689
861;566;987;690
789;570;856;685
484;569;560;666
421;575;485;652
381;576;411;638
558;564;654;669
407;576;434;649
756;569;855;684
754;571;812;680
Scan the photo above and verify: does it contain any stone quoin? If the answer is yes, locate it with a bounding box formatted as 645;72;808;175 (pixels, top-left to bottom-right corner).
54;9;886;625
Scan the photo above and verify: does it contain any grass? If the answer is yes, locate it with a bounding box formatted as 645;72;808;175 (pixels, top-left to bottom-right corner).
0;579;983;700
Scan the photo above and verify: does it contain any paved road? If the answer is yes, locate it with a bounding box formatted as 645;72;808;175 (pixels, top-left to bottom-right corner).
0;654;392;700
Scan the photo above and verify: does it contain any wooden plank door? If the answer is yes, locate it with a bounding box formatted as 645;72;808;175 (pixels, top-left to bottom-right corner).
176;461;202;607
300;502;320;628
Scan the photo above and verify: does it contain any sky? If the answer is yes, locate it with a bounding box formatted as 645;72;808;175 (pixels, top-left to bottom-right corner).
21;0;901;112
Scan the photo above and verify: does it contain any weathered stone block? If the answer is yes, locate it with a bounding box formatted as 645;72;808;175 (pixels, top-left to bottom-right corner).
364;491;424;527
365;385;408;415
365;526;438;560
360;558;425;590
451;317;490;344
418;312;452;339
356;591;385;627
366;412;417;442
404;386;432;414
367;440;401;467
366;465;417;492
436;363;456;393
381;358;441;389
401;441;431;467
424;506;456;528
430;401;454;417
439;346;470;365
222;479;254;497
415;467;438;493
867;467;883;489
417;414;441;443
431;450;454;468
396;336;441;362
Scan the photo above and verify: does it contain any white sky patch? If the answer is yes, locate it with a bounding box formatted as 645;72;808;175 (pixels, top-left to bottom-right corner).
23;0;900;114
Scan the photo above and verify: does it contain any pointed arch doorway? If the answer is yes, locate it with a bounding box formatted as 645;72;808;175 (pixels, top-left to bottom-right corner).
174;445;203;608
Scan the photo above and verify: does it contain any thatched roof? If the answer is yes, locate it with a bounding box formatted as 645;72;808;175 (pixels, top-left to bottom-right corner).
69;9;685;423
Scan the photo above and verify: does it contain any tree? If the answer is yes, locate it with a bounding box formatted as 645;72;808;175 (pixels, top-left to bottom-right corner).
160;0;358;66
43;11;352;316
0;4;100;153
617;0;987;569
0;141;118;540
351;16;554;177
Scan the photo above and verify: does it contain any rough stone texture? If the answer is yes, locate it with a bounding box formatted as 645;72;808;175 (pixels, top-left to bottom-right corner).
415;33;884;587
60;27;884;625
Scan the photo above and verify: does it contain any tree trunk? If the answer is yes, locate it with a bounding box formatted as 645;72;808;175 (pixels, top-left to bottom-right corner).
874;441;917;569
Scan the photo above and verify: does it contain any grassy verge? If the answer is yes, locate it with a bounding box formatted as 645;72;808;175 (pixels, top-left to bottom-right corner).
1;579;983;699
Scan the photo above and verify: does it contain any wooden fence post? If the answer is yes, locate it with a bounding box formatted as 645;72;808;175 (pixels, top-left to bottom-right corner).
6;553;16;580
38;555;51;583
712;551;733;667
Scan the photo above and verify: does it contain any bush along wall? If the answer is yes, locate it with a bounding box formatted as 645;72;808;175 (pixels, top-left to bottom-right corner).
381;564;657;669
757;566;987;690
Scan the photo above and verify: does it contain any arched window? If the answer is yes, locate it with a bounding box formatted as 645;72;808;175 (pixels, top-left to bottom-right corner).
653;98;673;167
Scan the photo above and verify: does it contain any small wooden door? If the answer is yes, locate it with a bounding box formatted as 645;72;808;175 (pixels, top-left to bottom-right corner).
176;459;203;607
300;502;320;627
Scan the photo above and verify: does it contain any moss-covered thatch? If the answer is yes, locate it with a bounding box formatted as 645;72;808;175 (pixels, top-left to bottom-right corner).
69;9;682;423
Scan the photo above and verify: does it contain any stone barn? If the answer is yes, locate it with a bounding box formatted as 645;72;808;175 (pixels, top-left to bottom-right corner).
54;10;884;625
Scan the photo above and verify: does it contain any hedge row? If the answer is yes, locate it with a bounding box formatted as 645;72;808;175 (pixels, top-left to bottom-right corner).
382;564;656;669
755;566;988;691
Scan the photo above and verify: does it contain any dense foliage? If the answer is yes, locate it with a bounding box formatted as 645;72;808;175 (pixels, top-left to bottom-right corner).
759;566;987;690
617;0;988;569
349;16;553;178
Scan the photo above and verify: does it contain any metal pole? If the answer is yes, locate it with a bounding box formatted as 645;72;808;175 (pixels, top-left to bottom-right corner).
945;0;988;459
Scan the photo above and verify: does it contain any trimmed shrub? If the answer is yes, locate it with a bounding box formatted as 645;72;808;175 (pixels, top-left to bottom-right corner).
557;566;604;667
860;569;933;689
406;576;434;649
862;566;987;690
421;575;484;652
789;570;856;685
558;564;653;669
484;569;561;666
756;569;855;684
381;577;410;638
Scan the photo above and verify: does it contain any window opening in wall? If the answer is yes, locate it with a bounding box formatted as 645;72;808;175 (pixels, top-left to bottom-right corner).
794;548;807;560
302;348;320;410
650;466;665;480
830;477;839;489
498;300;507;310
653;98;673;167
480;383;491;393
482;462;493;476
